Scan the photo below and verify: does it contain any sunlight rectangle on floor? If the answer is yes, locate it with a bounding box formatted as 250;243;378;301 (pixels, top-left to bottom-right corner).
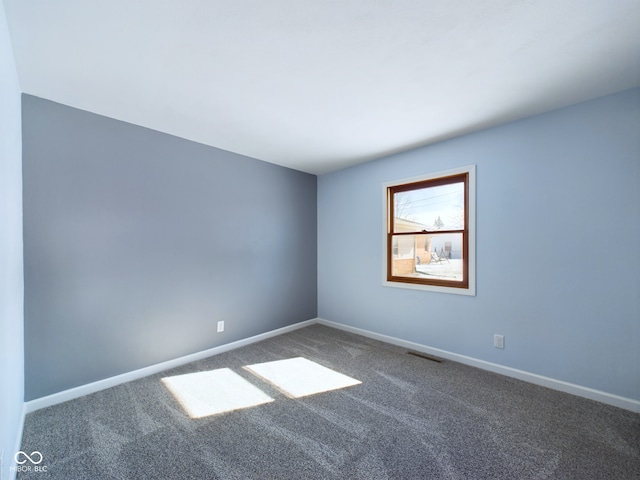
244;357;361;398
162;368;273;418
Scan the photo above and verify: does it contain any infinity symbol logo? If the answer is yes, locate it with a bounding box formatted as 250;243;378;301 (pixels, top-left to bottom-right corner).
15;451;43;465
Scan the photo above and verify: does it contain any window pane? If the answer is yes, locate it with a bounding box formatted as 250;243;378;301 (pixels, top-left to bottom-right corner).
391;233;464;282
393;182;464;232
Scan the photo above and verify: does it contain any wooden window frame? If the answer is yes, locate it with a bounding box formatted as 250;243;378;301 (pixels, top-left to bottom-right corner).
383;165;476;296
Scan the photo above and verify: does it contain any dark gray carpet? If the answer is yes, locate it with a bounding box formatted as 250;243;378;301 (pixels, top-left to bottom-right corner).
18;325;640;479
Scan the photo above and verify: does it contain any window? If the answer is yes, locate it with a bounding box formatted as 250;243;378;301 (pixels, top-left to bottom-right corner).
383;165;475;295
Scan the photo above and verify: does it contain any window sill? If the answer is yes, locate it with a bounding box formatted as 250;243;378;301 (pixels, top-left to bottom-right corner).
383;279;476;296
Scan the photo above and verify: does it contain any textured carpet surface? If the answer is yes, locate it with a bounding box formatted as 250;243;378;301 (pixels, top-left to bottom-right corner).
18;325;640;479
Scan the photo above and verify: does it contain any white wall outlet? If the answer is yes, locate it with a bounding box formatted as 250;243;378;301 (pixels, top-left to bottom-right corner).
494;334;505;349
217;321;224;333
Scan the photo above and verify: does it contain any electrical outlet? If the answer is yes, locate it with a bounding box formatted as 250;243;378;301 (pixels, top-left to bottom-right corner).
494;334;505;349
217;321;224;333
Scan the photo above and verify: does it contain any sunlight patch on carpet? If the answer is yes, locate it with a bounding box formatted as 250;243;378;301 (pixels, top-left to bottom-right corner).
244;357;361;398
162;368;274;418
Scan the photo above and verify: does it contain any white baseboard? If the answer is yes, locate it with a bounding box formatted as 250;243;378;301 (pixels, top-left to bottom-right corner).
317;318;640;413
23;316;640;415
24;318;318;414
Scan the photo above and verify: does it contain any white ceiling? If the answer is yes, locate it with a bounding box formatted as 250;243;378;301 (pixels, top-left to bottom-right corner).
4;0;640;174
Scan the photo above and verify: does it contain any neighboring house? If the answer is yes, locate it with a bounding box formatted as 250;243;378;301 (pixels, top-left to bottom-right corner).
392;218;429;276
392;217;462;276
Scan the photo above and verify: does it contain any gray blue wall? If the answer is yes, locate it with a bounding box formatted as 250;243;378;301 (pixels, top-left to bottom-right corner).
22;95;317;400
318;88;640;401
16;84;640;406
0;2;24;477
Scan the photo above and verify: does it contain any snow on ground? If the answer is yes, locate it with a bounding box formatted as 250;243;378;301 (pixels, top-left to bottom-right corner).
415;259;463;281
